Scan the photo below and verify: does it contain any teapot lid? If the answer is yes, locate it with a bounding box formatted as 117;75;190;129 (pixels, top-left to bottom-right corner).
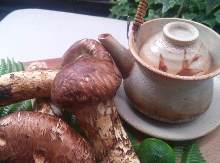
139;21;211;76
163;22;199;46
129;18;220;80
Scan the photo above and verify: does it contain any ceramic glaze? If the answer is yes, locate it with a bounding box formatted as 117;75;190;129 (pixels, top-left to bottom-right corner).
139;21;211;76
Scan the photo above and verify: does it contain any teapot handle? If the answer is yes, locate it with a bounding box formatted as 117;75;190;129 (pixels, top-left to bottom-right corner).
132;0;148;32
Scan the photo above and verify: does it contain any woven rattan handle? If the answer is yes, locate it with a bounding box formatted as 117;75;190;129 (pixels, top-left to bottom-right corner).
132;0;148;32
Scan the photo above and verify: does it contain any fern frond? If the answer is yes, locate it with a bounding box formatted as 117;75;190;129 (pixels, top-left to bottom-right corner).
0;100;32;117
11;58;18;72
181;143;205;163
6;58;12;73
173;145;184;159
0;58;32;117
126;130;140;153
0;59;7;75
16;61;24;71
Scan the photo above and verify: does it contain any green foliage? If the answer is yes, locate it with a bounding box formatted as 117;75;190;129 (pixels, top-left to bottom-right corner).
137;138;176;163
181;143;205;163
110;0;220;31
0;59;7;75
126;130;141;152
215;9;220;23
206;0;220;14
0;58;24;75
126;133;205;163
0;58;32;117
62;110;87;137
0;100;32;117
110;0;137;19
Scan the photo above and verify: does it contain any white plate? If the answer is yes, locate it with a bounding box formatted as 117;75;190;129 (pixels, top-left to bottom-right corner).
0;9;127;62
115;76;220;141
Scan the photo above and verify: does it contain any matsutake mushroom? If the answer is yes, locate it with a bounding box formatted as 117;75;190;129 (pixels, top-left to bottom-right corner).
0;70;58;106
27;61;62;117
33;98;63;117
0;111;95;163
33;98;53;115
51;39;140;162
0;39;140;162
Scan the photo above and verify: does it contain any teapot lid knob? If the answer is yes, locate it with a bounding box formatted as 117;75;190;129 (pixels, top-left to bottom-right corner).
163;21;199;46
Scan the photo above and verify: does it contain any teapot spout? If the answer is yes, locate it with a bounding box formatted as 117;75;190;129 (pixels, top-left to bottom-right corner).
98;33;134;78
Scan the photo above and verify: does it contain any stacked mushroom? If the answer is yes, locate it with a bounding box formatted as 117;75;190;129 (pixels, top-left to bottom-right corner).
0;39;140;162
0;60;95;162
27;61;62;117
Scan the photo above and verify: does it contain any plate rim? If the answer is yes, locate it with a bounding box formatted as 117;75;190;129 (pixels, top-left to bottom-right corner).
115;77;220;141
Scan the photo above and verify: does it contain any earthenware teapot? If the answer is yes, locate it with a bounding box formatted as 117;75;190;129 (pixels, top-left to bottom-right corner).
98;18;220;123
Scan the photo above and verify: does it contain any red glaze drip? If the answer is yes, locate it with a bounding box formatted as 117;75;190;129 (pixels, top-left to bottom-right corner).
191;55;200;63
177;50;202;76
159;54;167;72
177;50;192;76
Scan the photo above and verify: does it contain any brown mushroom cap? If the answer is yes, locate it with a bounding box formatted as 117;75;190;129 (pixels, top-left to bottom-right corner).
51;40;139;163
0;111;95;163
51;39;122;109
62;39;112;66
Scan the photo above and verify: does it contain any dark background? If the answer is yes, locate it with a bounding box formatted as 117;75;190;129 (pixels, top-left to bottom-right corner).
0;0;111;20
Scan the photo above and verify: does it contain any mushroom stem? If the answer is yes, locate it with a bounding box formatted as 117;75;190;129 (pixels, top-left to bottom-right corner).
28;61;62;117
33;98;55;116
73;99;140;162
33;98;63;117
0;70;58;106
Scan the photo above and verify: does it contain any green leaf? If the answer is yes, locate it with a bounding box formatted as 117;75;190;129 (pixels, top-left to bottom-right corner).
201;17;217;28
6;58;12;73
215;9;220;24
109;0;220;34
0;100;32;117
0;58;32;117
11;58;18;72
191;0;206;11
62;111;87;137
19;100;32;111
173;145;184;158
146;9;160;20
0;59;7;75
181;143;205;163
152;0;163;5
126;130;140;153
0;103;20;116
206;0;220;14
148;0;158;5
127;130;136;145
110;1;133;19
16;61;24;71
182;13;198;20
162;0;178;14
154;0;163;3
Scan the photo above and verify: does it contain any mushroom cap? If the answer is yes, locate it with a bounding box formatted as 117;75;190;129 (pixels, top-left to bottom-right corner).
62;39;111;66
0;111;95;163
51;39;122;109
